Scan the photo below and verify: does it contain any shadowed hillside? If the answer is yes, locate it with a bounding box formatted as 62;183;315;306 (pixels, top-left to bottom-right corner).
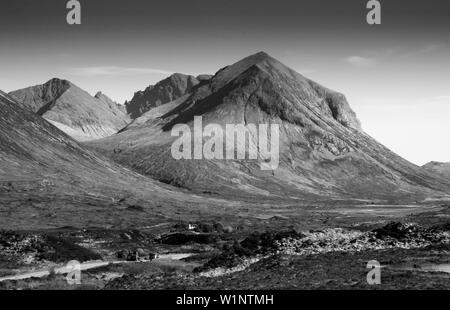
125;73;204;119
0;90;232;230
87;52;450;201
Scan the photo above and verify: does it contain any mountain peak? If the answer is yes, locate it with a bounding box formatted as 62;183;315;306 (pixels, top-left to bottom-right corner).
210;51;288;91
125;73;201;119
423;161;450;169
207;52;362;131
8;78;72;113
423;161;450;179
255;50;270;56
235;51;281;66
9;80;130;141
424;161;448;166
44;78;72;90
95;90;116;105
46;77;70;83
87;52;450;200
168;72;191;79
94;91;114;102
238;51;274;64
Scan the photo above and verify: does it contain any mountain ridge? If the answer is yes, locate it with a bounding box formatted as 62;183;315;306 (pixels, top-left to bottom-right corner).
9;79;130;141
0;89;228;229
87;51;450;200
423;161;450;179
125;73;202;119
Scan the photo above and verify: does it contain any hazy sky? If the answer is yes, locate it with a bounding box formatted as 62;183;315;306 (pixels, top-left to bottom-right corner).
1;0;449;165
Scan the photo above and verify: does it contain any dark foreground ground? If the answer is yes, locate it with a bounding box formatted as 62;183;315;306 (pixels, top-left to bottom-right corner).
0;201;449;290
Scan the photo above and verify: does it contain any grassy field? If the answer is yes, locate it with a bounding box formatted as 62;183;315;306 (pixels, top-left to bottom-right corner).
1;200;449;290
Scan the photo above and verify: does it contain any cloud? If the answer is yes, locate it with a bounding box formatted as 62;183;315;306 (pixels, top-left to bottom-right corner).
342;56;376;67
356;44;442;63
402;44;441;57
68;66;173;77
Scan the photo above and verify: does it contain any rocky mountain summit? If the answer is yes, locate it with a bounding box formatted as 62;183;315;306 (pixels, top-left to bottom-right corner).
9;79;129;141
125;73;205;119
88;52;450;200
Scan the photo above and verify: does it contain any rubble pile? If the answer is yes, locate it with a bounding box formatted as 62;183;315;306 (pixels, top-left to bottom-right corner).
275;222;450;256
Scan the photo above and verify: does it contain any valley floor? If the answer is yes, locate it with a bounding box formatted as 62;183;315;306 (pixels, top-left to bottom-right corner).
0;201;449;290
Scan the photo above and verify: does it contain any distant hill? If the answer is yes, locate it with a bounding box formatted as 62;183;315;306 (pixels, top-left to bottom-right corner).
9;79;130;141
423;161;450;179
94;91;128;115
88;52;450;200
125;73;205;119
0;89;215;229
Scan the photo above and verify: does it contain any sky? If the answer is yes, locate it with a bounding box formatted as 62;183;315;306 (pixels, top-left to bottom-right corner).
0;0;449;165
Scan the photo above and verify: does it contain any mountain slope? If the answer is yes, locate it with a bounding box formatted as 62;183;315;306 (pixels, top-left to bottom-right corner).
0;89;223;229
125;73;201;119
9;79;130;141
87;52;450;201
423;161;450;179
94;91;129;116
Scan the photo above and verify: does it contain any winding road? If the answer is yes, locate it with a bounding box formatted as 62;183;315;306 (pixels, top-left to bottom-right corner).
0;253;194;282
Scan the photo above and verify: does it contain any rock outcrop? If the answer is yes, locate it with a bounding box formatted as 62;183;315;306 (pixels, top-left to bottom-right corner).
125;73;201;119
95;91;129;116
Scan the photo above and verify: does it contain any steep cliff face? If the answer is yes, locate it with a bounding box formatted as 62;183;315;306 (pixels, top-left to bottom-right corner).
125;73;201;119
9;79;130;141
88;52;450;200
